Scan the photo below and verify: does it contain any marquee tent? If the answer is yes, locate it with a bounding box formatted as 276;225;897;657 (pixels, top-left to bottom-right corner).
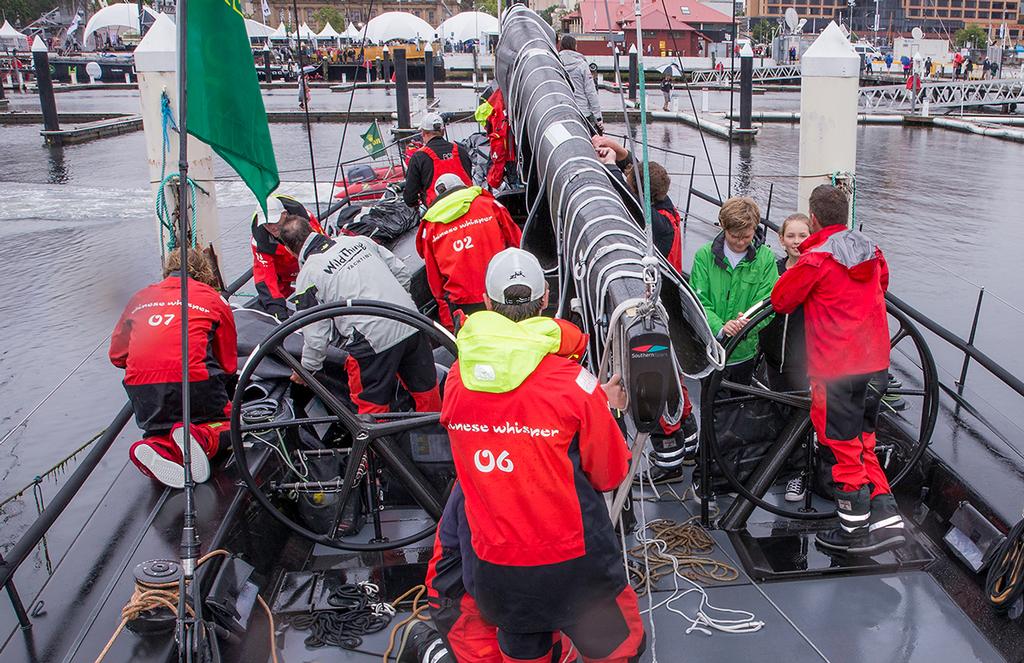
437;11;498;43
0;20;28;50
83;3;159;48
363;12;435;42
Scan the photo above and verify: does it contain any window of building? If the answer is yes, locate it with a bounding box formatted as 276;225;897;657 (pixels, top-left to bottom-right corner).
992;1;1004;8
428;10;434;21
963;10;976;17
937;9;948;16
680;5;691;13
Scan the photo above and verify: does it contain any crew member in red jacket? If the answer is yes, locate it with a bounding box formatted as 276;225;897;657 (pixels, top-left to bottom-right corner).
416;173;523;330
250;193;323;320
771;184;905;555
475;84;515;189
109;250;237;488
404;113;473;208
441;248;644;663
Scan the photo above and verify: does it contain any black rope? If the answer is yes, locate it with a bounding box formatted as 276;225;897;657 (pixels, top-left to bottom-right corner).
985;517;1024;616
287;583;392;650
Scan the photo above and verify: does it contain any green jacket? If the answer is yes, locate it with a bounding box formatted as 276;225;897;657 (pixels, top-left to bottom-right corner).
690;233;778;364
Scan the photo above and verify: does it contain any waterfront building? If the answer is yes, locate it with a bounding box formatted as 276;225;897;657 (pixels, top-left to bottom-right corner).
561;0;734;55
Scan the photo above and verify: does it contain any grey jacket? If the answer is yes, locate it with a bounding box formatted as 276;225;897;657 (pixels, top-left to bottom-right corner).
558;49;602;121
292;233;416;371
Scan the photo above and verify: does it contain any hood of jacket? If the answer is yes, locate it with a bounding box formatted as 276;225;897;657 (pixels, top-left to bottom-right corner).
423;186;484;224
802;225;878;281
455;312;564;393
558;49;588;71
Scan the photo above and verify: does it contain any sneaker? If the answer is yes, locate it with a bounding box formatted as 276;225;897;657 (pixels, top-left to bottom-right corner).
170;424;213;484
690;480;716;507
784;476;807;502
130;437;185;489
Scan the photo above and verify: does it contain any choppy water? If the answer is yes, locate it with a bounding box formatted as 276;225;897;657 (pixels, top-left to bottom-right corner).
1;85;1023;595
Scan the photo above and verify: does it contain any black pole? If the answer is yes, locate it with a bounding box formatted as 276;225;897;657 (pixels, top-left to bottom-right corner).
424;46;435;100
394;48;410;129
383;48;391;92
262;47;272;83
628;48;638;101
739;52;753;131
32;46;59;132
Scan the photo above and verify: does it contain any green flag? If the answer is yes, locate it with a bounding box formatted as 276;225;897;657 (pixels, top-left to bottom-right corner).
361;121;386;158
186;0;279;213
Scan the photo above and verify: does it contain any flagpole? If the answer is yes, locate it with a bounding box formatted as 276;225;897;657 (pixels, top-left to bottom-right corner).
174;0;205;656
292;0;321;219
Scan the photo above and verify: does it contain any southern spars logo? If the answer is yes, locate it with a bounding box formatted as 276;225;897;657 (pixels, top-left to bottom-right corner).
631;344;669;354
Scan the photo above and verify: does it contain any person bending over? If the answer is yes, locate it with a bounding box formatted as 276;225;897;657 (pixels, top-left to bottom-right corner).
250;192;323;320
278;214;441;414
441;248;644;663
110;250;236;488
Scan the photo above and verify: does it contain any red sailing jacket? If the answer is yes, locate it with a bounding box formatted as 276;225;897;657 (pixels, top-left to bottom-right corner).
654;198;683;271
416;187;523;329
251;212;322;319
771;224;890;380
483;88;513;189
440;312;628;631
109;275;238;433
422;144;473;206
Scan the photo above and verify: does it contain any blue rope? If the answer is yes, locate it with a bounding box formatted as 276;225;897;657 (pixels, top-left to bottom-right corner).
156;91;198;253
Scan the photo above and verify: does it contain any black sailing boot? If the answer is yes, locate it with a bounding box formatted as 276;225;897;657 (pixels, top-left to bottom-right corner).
850;493;907;555
634;433;685;485
816;486;871;552
679;414;699;466
398;622;454;663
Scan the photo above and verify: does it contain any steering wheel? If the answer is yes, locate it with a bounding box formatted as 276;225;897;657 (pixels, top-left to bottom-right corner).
230;300;456;551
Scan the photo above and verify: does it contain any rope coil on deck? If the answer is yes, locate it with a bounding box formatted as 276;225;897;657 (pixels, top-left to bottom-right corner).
627;518;740;591
986;517;1024;617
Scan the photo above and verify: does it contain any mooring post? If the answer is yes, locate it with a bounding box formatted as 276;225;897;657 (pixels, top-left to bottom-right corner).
739;42;754;132
628;44;638;101
797;21;859;214
262;45;272;83
424;41;435;100
31;39;60;133
383;45;391;94
135;14;221;257
394;48;411;129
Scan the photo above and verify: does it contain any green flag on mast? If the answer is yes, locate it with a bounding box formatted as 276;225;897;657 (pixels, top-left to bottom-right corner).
361;120;386;158
186;0;279;214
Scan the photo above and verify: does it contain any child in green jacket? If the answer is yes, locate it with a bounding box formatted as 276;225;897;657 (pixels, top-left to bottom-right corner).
690;196;779;385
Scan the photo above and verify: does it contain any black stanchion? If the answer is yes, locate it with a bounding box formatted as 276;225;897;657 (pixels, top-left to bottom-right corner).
740;52;753;131
262;47;273;83
628;47;638;101
394;48;411;129
424;45;435;100
31;42;59;132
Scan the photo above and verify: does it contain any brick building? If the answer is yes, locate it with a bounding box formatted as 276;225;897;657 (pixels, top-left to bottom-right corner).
562;0;734;55
262;0;451;30
746;0;1023;42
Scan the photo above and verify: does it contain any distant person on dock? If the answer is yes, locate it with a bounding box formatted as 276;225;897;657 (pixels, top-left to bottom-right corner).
250;193;323;321
558;34;604;133
953;52;963;79
884;52;894;72
109;250;236;489
789;46;797;63
404;113;473;209
440;248;644;663
660;74;674;111
924;56;932;78
965;58;974;79
771;184;906;555
278;214;441;415
416;173;522;331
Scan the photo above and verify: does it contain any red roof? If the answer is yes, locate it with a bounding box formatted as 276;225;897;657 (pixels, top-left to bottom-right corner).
574;0;732;32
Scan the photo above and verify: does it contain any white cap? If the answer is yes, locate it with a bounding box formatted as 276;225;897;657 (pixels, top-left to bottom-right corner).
254;195;288;226
419;112;444;132
485;248;546;304
434;173;466;196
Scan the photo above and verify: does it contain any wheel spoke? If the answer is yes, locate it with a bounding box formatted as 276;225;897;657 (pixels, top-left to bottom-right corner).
365;414;442;438
890;326;909;348
240;415;344;434
273;347;364;434
718;380;811;409
886;388;926;397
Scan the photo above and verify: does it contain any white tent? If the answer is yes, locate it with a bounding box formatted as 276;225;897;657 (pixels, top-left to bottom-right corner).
342;23;364;41
364;12;435;42
317;22;341;41
269;23;288;41
83;3;159;48
297;23;317;40
0;20;29;50
437;11;498;43
245;19;275;40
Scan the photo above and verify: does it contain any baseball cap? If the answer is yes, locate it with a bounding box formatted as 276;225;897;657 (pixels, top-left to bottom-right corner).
419;112;444;132
434;173;467;196
485;248;546;304
254;195;307;226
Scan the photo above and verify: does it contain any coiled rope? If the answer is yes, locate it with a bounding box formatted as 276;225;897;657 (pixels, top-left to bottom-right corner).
156;90;200;256
287;580;393;649
627;518;740;590
94;549;279;663
986;517;1024;617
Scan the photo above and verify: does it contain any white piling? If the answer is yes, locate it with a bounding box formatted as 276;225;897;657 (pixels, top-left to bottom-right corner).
701;88;709;112
797;22;860;215
70;67;77;85
134;15;222;258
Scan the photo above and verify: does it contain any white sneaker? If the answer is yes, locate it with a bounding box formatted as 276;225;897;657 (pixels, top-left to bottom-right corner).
171;426;212;484
131;441;185;489
785;476;807;502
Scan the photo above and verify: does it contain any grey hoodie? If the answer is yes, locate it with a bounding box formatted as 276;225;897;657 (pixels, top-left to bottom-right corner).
558;49;602;121
293;233;415;371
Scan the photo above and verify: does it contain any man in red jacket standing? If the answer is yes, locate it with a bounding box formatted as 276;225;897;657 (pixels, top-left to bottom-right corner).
771;185;905;555
441;248;644;663
416;173;523;330
109;251;237;488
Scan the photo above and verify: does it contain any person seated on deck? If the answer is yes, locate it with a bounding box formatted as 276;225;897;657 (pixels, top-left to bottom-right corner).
404;113;473;209
593;135;699;485
416;173;523;332
109;250;236;489
250;192;324;321
771;184;906;555
277;214;441;415
439;248;644;663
